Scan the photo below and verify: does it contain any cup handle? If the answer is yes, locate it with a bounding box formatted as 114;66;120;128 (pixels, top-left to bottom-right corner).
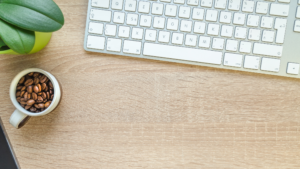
9;110;31;129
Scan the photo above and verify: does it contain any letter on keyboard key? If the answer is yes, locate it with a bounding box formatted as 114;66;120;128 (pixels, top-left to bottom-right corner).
90;9;111;22
224;53;242;67
143;43;222;65
253;43;283;57
123;40;142;55
87;36;105;50
270;4;289;17
261;58;280;72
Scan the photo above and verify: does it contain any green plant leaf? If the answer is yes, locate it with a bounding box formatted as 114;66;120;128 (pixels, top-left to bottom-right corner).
0;19;35;54
0;38;6;48
0;0;64;32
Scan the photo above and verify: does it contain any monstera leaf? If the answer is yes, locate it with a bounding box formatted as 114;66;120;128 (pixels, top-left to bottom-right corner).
0;19;35;54
0;0;64;32
0;38;5;48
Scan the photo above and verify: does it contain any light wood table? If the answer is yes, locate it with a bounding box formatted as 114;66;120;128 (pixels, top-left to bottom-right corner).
1;0;300;168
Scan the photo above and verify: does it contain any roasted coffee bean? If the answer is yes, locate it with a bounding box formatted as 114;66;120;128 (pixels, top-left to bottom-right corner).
48;81;53;88
40;75;47;83
45;101;51;108
46;92;50;100
41;83;46;90
32;93;37;100
25;105;32;110
21;104;25;108
37;92;42;96
33;72;40;78
43;99;48;103
44;85;49;92
34;104;39;108
26;99;35;106
16;91;21;97
50;95;54;100
18;77;25;84
27;93;31;99
33;85;39;93
21;86;26;91
24;92;28;100
20;91;25;97
20;101;27;105
41;92;47;100
17;86;23;90
37;84;42;92
20;98;27;102
30;107;37;112
37;96;43;103
16;97;21;102
38;103;45;109
27;85;33;94
33;77;39;84
28;72;34;76
24;79;34;86
49;90;53;95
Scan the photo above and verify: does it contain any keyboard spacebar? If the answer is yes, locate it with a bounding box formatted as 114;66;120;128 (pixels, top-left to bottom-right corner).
143;43;222;65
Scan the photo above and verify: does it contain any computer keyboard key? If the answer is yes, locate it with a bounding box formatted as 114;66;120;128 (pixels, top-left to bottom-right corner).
180;20;192;32
297;7;300;19
256;2;268;14
138;1;150;13
132;28;144;40
165;5;177;17
224;53;242;67
89;22;103;35
244;55;260;70
152;3;164;15
192;8;204;20
235;27;247;39
248;29;261;41
199;36;211;48
242;0;254;13
226;40;238;51
140;15;152;27
262;30;275;43
212;38;224;50
215;0;227;9
167;19;179;31
127;14;138;26
270;4;289;17
174;0;185;4
207;24;220;36
221;25;233;37
247;15;259;27
113;12;125;24
187;0;199;6
107;38;122;52
87;36;105;50
239;41;252;53
228;0;241;11
123;40;142;54
294;20;300;32
90;9;111;22
220;12;232;24
172;33;184;45
145;29;157;41
153;17;165;29
112;0;123;10
278;0;290;3
185;34;197;47
105;24;117;36
194;22;206;34
118;26;130;38
92;0;110;8
274;18;287;44
201;0;212;7
125;0;137;12
158;31;170;43
206;10;218;22
233;13;246;25
261;58;280;72
261;17;273;29
143;43;222;65
179;6;191;18
287;63;300;75
253;43;283;57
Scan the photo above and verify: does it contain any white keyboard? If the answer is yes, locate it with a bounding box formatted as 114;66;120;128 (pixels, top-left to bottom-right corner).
84;0;300;79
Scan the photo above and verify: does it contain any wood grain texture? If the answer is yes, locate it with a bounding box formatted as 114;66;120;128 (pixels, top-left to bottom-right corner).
0;0;300;168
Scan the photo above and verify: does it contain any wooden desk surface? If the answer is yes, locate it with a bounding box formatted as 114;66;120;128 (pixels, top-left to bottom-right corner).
0;0;300;168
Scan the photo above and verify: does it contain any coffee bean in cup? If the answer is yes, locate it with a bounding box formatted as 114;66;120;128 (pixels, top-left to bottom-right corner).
16;72;54;113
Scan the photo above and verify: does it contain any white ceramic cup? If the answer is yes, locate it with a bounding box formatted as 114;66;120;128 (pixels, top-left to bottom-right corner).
9;68;62;129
